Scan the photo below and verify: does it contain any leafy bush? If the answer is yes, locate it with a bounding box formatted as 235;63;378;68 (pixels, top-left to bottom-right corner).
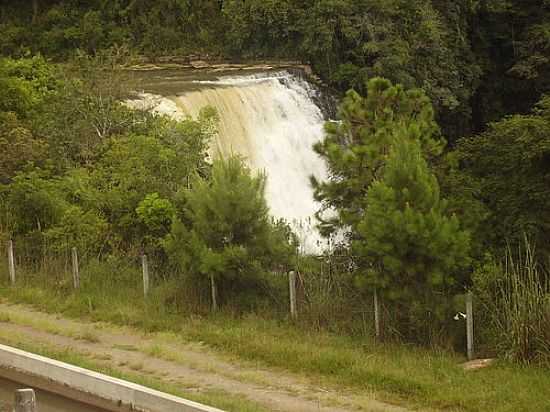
0;55;59;116
44;206;110;257
454;95;550;255
136;193;176;246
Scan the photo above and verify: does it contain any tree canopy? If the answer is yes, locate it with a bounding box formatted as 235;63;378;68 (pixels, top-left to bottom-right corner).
1;0;548;141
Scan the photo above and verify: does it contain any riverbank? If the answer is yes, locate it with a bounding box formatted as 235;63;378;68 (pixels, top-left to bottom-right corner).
0;290;549;411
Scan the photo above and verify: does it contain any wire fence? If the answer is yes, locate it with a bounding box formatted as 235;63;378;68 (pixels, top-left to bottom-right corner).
1;236;477;358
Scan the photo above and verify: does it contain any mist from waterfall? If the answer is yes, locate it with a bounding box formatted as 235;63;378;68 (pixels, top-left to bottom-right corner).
130;72;329;253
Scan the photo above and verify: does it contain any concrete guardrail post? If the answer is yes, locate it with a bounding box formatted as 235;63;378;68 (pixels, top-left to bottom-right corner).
14;388;37;412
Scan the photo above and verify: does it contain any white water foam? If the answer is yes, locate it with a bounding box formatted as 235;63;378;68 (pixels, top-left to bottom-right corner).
129;72;329;253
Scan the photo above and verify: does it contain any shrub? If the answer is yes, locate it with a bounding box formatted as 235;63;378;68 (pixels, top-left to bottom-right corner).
473;238;550;364
164;156;295;309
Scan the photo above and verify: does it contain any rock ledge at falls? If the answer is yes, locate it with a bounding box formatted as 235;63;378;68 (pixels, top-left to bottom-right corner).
127;58;322;84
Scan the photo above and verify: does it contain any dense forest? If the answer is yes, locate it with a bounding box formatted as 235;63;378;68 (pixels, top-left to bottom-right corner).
2;0;549;140
0;1;549;364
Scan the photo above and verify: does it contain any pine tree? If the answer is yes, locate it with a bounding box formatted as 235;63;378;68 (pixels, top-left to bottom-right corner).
356;136;470;332
312;77;444;237
313;78;470;338
164;156;294;308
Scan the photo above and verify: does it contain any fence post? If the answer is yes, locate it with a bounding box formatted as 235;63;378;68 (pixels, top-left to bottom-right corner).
210;274;218;312
141;254;149;297
466;291;474;360
289;271;297;319
14;388;36;412
7;239;15;285
374;288;380;340
71;247;80;289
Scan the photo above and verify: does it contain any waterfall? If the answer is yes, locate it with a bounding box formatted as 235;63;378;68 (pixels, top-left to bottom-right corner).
130;71;329;253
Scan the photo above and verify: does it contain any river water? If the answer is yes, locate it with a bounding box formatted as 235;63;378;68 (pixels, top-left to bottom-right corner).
0;377;106;412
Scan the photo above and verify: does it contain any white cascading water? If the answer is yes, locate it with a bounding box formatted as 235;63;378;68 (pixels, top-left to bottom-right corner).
130;72;329;253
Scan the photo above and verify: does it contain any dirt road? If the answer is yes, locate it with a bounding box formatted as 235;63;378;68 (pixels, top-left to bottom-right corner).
0;301;411;412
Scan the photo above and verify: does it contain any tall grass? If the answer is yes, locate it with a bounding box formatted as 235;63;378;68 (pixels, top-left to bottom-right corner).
496;241;550;363
4;243;550;410
297;255;371;335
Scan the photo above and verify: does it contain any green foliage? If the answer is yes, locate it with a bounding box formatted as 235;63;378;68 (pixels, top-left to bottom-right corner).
164;157;294;306
136;193;176;250
0;55;216;261
4;169;67;235
91;113;213;249
222;0;300;58
136;193;176;235
0;55;58;116
314;78;470;339
471;0;550;128
312;77;443;236
44;206;110;255
0;1;225;59
0;0;549;360
472;239;550;364
0;56;59;183
0;112;48;184
0;0;548;140
37;50;143;165
357;138;470;338
453;95;550;254
358;138;470;297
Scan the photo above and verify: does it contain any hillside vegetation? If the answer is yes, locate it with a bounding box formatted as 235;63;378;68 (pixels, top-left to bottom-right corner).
2;1;549;140
0;3;549;408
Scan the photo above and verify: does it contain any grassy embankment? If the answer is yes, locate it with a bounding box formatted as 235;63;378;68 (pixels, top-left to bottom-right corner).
0;264;549;412
0;325;268;412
